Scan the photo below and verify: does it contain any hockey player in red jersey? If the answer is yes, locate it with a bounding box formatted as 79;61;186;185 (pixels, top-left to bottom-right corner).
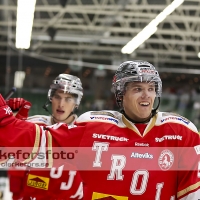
0;60;200;199
7;74;84;200
6;97;32;200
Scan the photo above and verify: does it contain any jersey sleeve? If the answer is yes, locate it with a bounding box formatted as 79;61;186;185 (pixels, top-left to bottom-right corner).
176;124;200;199
8;114;51;199
0;94;84;165
0;94;42;163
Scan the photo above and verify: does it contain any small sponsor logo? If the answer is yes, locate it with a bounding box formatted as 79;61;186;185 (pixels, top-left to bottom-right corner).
161;113;190;125
155;135;182;142
139;68;156;74
90;116;118;124
92;192;128;200
135;142;149;147
24;105;31;109
28;117;47;124
131;152;153;159
92;133;129;142
161;116;189;125
38;118;48;123
91;111;116;118
158;149;174;171
27;174;49;190
112;75;117;83
4;107;12;115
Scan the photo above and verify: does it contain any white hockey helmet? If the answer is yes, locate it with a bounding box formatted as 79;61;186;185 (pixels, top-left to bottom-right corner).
48;74;83;107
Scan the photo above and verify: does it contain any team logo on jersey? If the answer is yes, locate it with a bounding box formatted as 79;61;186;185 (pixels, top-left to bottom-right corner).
92;192;128;200
158;149;174;171
131;152;153;159
27;174;49;190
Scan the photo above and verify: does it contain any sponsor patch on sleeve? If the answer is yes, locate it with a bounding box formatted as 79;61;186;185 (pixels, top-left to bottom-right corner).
92;192;128;199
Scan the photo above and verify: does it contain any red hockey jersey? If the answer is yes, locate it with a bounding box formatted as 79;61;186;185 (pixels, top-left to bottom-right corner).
0;94;200;199
8;114;83;200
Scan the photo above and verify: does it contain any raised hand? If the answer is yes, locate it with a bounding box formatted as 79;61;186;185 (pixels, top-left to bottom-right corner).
6;98;32;120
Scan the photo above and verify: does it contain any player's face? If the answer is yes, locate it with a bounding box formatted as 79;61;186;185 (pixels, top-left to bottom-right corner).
123;82;156;122
51;90;76;123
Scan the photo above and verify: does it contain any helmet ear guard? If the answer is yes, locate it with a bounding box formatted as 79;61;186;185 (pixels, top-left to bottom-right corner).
43;100;51;112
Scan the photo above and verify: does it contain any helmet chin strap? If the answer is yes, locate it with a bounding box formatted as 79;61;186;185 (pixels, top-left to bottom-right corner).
121;97;160;124
42;100;75;124
151;97;160;118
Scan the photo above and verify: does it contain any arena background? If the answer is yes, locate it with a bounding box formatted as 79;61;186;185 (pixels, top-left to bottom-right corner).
0;0;200;128
0;0;200;198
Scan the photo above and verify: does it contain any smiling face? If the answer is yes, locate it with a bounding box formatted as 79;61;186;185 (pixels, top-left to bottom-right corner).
122;81;156;122
51;90;77;123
